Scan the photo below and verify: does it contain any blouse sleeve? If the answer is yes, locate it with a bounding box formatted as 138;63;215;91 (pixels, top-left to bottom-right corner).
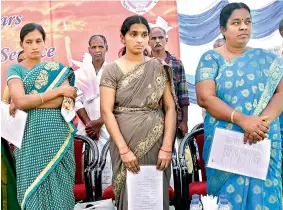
6;65;22;83
100;64;117;90
195;51;219;84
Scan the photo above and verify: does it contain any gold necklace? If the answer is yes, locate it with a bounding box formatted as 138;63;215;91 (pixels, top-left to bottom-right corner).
224;44;247;63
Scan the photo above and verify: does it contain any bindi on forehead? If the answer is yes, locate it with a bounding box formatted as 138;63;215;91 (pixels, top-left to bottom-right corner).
231;17;251;21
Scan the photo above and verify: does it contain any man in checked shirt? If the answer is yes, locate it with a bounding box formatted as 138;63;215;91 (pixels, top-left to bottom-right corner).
149;26;190;137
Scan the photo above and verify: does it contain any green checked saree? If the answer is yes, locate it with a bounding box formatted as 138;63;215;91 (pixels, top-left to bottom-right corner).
6;62;76;210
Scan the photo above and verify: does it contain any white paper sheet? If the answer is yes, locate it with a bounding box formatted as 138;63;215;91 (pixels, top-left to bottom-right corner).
207;128;271;180
127;165;163;210
1;101;27;148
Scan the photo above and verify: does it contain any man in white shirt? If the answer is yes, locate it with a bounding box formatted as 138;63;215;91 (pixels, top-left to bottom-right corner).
74;34;112;190
75;35;108;139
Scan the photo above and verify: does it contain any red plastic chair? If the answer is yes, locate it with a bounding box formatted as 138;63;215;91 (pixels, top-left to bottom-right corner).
178;127;207;209
73;135;99;202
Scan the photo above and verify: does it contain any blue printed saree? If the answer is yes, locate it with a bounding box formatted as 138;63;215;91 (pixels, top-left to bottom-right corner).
196;48;283;209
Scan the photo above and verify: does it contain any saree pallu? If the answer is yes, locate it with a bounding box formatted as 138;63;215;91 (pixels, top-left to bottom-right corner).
7;62;76;210
100;58;179;210
196;48;283;209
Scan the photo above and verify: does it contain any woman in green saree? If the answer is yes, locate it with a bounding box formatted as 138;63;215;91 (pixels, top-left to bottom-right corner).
6;23;77;209
100;16;178;210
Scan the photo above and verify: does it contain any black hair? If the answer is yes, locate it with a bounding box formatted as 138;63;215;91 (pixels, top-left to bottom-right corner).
279;19;283;32
119;15;150;56
18;50;24;58
20;23;46;42
88;34;108;49
220;2;251;39
17;50;25;63
120;15;150;36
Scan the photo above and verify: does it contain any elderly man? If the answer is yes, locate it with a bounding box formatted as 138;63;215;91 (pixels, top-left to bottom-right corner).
74;34;112;190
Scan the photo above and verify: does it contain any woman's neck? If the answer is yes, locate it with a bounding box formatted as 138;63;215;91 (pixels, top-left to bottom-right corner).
225;43;247;55
23;58;41;69
124;51;144;63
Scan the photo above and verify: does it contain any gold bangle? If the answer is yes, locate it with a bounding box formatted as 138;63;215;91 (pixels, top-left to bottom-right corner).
39;93;44;104
231;110;236;123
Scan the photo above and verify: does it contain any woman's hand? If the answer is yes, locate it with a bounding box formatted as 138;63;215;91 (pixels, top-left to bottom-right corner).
120;148;140;174
156;148;172;171
9;102;16;117
238;115;269;141
244;131;266;145
58;86;77;100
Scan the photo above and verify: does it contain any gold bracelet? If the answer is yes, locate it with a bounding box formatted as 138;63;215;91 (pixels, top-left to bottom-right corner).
39;93;44;104
231;110;236;123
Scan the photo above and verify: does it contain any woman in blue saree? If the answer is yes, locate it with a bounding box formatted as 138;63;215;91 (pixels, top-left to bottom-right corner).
196;3;283;209
6;23;77;209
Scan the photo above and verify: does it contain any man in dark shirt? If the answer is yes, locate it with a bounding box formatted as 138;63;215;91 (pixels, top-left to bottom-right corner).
149;27;190;137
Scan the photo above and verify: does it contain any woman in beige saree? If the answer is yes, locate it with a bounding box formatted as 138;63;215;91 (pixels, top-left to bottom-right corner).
100;15;178;210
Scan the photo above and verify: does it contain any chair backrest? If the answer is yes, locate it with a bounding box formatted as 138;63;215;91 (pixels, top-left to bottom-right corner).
74;135;99;202
179;128;205;182
195;133;206;181
74;140;84;184
191;123;204;132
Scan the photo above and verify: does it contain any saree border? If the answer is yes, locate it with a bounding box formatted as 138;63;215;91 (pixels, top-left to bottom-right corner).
21;122;76;209
47;67;69;90
116;59;151;90
254;58;283;116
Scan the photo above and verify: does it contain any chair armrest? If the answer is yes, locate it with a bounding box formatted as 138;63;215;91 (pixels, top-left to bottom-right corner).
94;140;110;201
172;147;182;209
99;140;110;170
172;147;178;167
191;123;204;132
178;128;204;161
179;128;205;184
180;160;189;209
74;134;99;172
